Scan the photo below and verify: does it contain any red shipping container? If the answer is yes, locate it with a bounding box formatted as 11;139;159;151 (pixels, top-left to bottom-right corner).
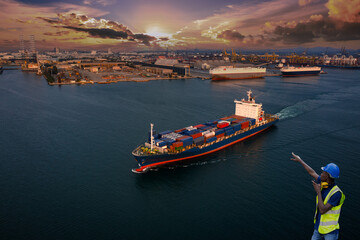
229;115;245;120
220;116;231;120
194;124;206;129
190;133;202;139
232;119;242;124
216;133;225;139
241;121;249;129
174;128;186;133
176;136;192;141
172;141;183;147
217;122;230;128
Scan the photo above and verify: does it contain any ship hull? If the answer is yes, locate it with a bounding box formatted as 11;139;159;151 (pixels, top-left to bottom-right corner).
281;70;320;77
132;119;278;172
211;72;266;80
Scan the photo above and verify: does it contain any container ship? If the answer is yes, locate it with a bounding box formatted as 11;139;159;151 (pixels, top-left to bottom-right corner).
281;66;321;77
132;90;279;173
209;66;266;80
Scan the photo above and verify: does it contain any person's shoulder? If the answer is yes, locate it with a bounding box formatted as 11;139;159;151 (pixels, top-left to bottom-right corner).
328;189;342;206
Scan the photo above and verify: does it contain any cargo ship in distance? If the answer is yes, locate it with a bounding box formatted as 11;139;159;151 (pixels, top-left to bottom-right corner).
210;66;266;80
132;90;279;173
281;66;321;77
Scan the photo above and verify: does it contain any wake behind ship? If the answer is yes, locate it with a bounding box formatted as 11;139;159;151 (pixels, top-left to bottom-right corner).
210;66;266;80
132;91;279;173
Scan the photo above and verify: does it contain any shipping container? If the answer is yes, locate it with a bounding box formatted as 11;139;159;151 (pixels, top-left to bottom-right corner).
233;124;241;131
175;146;183;151
187;129;200;135
249;118;256;126
217;120;230;129
215;129;225;135
182;141;193;147
194;124;206;129
176;135;193;141
193;135;204;143
148;131;160;141
162;138;176;146
205;136;217;143
229;115;245;120
241;121;250;129
174;128;186;133
225;129;235;136
217;122;229;128
159;130;172;137
157;141;167;147
205;120;218;126
199;126;212;131
220;116;232;120
190;132;202;139
172;141;183;147
223;126;234;132
216;133;225;139
204;132;215;138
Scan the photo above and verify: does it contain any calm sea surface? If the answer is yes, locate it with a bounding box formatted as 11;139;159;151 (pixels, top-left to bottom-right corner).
1;68;359;239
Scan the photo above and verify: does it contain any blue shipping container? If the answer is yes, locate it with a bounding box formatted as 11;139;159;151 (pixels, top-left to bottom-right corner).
249;118;256;126
159;130;172;138
193;135;204;143
206;136;217;143
215;129;225;135
225;129;235;136
233;124;241;131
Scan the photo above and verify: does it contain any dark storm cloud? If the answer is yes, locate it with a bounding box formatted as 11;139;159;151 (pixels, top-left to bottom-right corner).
133;34;157;46
43;31;70;36
271;18;360;44
37;13;158;46
63;26;129;39
217;30;245;41
273;23;315;43
37;17;59;24
79;15;89;22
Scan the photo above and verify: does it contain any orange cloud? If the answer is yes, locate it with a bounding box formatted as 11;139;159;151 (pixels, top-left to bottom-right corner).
326;0;360;22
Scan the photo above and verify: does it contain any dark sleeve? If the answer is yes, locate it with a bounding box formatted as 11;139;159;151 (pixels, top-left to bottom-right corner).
328;191;342;206
316;176;321;184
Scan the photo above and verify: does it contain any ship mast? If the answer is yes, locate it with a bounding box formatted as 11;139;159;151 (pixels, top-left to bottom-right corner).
247;90;255;103
150;123;154;150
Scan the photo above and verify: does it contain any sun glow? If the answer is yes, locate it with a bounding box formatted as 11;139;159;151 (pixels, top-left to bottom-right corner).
145;26;171;39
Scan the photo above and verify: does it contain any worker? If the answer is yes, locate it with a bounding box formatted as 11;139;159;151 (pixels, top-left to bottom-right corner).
291;152;345;240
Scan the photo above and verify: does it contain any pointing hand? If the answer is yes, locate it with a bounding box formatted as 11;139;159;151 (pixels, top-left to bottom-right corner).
312;180;321;194
291;152;302;162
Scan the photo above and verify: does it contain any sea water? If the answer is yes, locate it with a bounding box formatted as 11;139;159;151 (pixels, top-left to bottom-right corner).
0;68;359;239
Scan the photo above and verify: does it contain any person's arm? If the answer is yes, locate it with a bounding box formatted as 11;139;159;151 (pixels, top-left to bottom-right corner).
312;180;334;214
291;152;319;179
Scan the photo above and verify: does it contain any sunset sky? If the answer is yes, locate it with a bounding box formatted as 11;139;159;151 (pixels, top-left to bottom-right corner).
1;0;360;51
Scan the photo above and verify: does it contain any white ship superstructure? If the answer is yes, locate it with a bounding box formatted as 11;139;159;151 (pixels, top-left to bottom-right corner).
210;66;266;80
281;66;321;76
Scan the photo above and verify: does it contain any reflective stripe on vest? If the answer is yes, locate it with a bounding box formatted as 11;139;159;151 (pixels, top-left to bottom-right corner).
314;185;345;234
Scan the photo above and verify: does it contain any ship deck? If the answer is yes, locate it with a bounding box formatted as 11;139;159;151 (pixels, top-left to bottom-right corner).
132;114;278;157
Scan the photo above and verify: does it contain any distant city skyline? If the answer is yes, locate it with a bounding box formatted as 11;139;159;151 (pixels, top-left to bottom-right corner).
1;0;360;51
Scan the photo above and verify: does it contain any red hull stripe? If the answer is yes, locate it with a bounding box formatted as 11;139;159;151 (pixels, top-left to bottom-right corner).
136;126;270;172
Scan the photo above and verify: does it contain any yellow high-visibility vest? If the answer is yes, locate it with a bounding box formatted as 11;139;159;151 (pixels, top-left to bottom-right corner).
314;185;345;234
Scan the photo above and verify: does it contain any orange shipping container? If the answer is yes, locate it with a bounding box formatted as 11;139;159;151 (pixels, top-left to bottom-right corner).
216;133;225;139
190;133;202;139
174;128;186;133
172;141;183;147
241;121;249;129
